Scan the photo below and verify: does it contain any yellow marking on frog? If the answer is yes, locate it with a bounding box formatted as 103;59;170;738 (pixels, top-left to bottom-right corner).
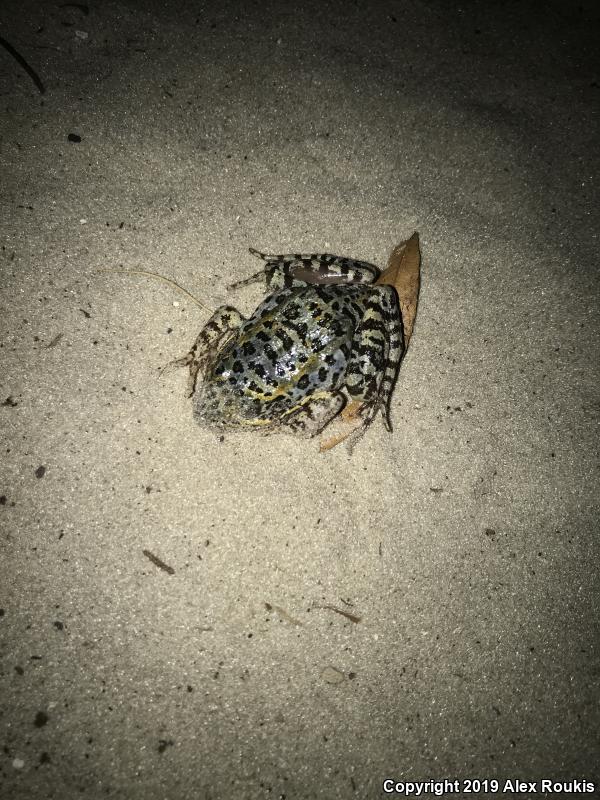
233;390;333;428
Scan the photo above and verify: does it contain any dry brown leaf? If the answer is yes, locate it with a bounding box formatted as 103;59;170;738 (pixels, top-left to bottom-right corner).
318;421;358;451
340;399;363;422
377;231;421;347
319;232;421;452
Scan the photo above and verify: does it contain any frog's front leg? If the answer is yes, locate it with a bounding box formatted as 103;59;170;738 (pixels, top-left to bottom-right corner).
229;248;380;292
346;286;404;432
282;391;346;438
161;305;244;397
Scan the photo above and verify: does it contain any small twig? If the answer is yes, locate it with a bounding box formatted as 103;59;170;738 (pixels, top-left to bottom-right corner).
142;549;175;575
46;333;63;348
313;604;362;624
0;35;45;94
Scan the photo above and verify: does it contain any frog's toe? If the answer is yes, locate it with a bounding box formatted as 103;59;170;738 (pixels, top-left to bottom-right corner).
382;406;393;433
249;247;267;260
227;269;266;291
159;355;191;376
159;354;199;398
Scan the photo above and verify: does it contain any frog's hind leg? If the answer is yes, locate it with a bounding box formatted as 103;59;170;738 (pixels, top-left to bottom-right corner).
228;248;380;292
345;286;404;434
161;305;244;397
283;392;346;438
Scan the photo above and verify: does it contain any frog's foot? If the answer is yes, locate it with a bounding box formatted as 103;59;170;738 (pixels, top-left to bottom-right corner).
160;304;245;398
159;353;202;398
283;392;345;438
227;248;282;291
346;285;404;434
227;264;267;291
231;248;381;292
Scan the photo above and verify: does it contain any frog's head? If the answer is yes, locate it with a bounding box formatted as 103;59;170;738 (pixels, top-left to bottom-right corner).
193;379;280;431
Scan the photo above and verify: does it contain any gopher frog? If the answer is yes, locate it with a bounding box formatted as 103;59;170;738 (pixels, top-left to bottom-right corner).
167;248;404;440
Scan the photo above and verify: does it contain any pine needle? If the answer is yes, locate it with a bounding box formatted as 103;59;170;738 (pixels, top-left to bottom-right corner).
97;267;213;313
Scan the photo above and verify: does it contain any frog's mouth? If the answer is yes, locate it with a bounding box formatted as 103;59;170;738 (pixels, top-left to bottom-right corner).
237;390;336;429
192;381;279;430
193;379;335;432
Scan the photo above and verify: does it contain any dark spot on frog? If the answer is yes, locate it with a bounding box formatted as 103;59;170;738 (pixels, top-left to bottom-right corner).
35;465;46;479
255;330;270;343
318;367;328;382
285;320;309;338
2;396;18;407
250;362;266;377
246;380;264;394
297;375;310;390
53;620;64;631
275;331;294;350
331;320;347;337
15;665;24;675
157;739;174;753
34;711;48;727
0;496;6;505
67;133;81;142
39;752;51;764
232;360;244;373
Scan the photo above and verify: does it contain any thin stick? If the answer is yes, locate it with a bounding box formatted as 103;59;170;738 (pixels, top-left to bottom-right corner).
142;549;175;575
96;268;212;312
0;35;45;94
313;603;362;624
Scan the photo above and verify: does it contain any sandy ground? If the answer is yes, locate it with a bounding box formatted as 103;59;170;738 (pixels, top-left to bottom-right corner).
1;0;599;798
